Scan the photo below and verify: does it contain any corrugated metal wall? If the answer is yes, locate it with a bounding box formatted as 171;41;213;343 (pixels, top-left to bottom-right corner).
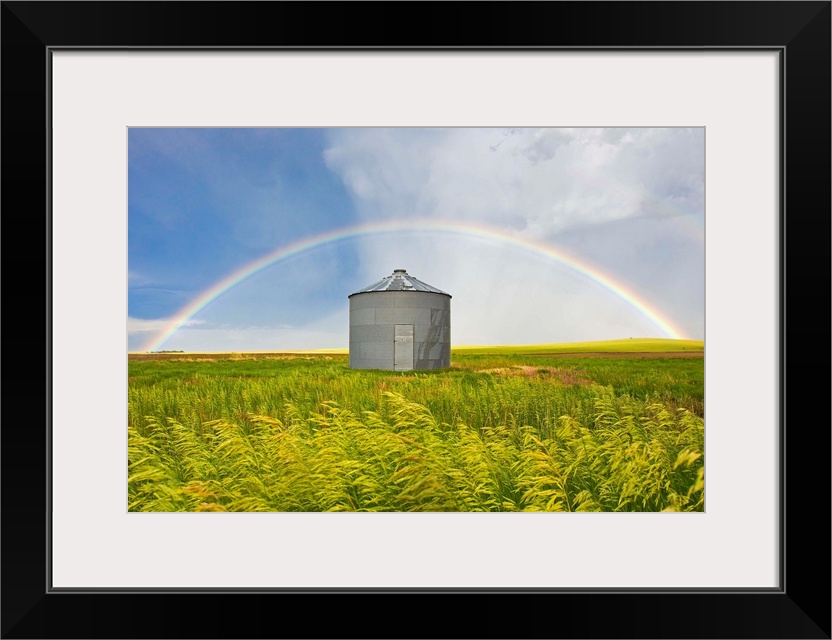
349;290;451;370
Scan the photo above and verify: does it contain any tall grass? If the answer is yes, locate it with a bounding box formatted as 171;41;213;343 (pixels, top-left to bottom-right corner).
129;354;703;512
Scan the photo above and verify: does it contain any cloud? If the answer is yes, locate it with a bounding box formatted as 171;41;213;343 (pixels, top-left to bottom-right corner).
129;317;206;332
130;309;347;352
130;128;705;350
128;317;207;352
324;128;704;235
127;316;171;334
323;128;704;342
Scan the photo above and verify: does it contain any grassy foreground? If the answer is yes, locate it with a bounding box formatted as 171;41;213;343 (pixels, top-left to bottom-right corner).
129;343;703;512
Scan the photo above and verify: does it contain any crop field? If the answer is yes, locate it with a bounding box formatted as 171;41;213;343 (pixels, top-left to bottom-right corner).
128;340;704;512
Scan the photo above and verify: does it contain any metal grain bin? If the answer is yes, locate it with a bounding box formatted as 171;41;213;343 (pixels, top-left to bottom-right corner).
348;269;451;371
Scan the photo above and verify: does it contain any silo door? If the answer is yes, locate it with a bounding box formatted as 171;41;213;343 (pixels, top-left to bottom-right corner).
394;324;414;371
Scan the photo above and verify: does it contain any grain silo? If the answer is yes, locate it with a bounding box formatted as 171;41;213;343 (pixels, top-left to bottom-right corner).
348;269;451;371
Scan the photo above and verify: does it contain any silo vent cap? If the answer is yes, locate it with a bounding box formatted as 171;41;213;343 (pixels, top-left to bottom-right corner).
348;269;451;298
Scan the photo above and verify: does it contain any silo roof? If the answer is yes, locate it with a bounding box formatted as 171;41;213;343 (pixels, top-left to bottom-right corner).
349;269;451;298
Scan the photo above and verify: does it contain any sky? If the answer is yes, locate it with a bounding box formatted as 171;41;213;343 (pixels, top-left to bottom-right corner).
128;128;704;352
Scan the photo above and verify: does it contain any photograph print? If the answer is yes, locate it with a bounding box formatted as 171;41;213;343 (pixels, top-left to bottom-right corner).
128;127;704;512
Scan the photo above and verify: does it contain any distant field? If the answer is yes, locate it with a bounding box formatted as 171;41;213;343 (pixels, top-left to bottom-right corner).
128;341;704;513
452;338;704;355
130;338;703;359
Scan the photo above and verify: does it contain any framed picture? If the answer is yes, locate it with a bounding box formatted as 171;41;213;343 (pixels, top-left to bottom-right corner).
3;2;828;638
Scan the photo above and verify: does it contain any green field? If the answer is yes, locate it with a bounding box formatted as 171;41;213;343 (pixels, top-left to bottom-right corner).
452;337;704;355
128;340;704;512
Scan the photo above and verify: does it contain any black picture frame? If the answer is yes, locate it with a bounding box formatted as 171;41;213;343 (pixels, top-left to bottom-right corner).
2;2;829;638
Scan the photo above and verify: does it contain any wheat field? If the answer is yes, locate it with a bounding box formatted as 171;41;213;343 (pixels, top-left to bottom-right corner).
128;349;704;512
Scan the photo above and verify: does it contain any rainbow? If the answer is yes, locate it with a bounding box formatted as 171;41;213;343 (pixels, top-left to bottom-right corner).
141;220;689;351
